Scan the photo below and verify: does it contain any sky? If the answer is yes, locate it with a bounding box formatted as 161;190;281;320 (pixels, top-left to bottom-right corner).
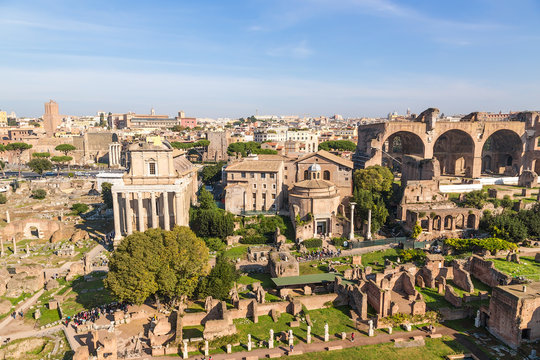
1;0;540;118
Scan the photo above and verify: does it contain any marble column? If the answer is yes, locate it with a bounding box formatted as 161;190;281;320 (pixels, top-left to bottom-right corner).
366;209;372;240
126;193;133;235
175;191;183;226
12;237;17;255
151;192;158;228
0;237;4;257
5;210;9;224
163;191;170;231
137;192;145;232
113;191;121;240
349;202;356;241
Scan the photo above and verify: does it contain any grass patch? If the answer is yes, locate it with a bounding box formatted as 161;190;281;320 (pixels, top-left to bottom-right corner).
234;306;356;345
416;287;452;310
362;248;399;272
489;256;540;281
1;292;32;306
271;336;466;359
222;245;249;260
299;261;328;275
237;273;274;289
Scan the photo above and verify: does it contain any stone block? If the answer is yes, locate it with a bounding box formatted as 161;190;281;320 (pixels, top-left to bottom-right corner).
289;321;299;327
327;346;343;351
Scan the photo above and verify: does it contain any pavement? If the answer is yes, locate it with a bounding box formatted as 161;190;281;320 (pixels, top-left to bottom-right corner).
0;289;44;332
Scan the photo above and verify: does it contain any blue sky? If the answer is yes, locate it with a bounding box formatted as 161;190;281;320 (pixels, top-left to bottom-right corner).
1;0;540;118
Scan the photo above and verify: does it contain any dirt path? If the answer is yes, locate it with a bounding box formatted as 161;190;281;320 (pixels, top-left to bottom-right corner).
0;289;44;333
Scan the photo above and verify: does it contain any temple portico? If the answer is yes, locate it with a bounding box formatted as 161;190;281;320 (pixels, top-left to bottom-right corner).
111;140;197;246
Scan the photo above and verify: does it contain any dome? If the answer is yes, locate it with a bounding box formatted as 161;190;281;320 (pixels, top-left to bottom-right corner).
309;163;321;172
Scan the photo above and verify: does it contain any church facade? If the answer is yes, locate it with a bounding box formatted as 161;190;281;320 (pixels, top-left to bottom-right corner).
112;140;197;246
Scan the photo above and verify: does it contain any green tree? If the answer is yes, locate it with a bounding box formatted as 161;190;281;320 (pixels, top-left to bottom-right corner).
6;142;32;178
198;187;216;210
500;195;513;209
354;165;394;193
101;182;113;208
54;144;76;170
32;189;47;199
195;139;210;147
71;203;89;215
198;255;239;300
27;158;53;175
171;125;187;132
201;161;225;184
51;156;73;175
463;190;487;209
411;221;422;239
170;142;194;150
32;152;50;158
105;226;209;304
0;144;5;177
318;140;356;152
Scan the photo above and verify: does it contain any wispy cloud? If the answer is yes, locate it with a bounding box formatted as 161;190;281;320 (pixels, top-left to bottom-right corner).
266;41;313;58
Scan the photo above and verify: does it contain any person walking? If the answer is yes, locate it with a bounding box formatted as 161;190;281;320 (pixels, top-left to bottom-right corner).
351;332;355;342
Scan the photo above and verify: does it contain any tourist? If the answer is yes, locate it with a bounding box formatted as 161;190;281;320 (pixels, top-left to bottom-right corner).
290;344;294;353
351;332;355;342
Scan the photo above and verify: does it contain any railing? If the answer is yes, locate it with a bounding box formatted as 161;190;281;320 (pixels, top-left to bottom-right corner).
348;237;408;249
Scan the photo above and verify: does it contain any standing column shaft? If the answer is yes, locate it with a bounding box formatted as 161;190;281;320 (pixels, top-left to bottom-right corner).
113;191;121;240
126;192;133;235
349;202;356;241
163;191;170;231
137;192;145;232
175;191;183;226
151;192;158;228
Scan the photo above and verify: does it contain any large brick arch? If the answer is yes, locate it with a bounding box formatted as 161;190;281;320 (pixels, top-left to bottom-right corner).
480;129;524;175
433;129;476;176
354;110;534;178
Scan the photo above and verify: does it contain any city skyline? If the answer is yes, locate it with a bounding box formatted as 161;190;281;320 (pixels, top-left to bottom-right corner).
2;0;540;118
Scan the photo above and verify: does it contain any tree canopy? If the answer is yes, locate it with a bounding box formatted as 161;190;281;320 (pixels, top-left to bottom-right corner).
170;139;210;150
6;142;32;178
55;144;76;155
227;141;277;157
354;165;394;193
198;255;239;300
32;152;50;158
352;165;395;234
201;161;225;184
318;140;356;152
190;189;234;239
105;226;209;304
27;158;53;175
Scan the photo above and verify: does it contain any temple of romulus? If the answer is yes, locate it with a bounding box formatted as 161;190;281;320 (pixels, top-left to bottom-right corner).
353;108;540;177
112;140;198;245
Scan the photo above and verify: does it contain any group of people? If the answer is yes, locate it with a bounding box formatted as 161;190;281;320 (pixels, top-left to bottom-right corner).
67;302;128;327
10;311;23;319
297;248;342;262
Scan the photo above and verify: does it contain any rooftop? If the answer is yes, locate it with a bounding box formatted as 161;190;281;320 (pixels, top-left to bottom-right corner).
272;273;351;287
497;281;540;300
226;160;282;172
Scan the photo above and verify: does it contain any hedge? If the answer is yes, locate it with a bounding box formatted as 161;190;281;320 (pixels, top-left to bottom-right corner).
444;237;517;254
302;238;322;248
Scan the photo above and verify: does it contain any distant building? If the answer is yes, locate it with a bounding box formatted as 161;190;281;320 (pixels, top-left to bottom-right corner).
0;111;7;127
43;100;64;135
177;111;197;128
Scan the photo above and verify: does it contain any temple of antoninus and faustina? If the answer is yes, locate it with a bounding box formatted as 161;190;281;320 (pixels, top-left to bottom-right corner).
112;140;198;246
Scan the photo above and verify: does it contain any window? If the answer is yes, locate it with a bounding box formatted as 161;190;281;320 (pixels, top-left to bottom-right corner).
253;184;257;189
270;173;275;179
272;193;276;199
323;170;330;180
261;173;266;179
251;173;255;178
272;184;276;189
303;170;308;180
149;162;156;175
263;184;267;189
241;172;246;178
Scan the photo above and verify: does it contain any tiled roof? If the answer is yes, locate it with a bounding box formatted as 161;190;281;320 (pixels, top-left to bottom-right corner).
226;160;282;172
295;150;353;168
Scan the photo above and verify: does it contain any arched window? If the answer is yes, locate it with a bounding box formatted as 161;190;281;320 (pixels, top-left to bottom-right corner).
467;214;476;229
323;170;330;180
303;170;309;180
444;215;453;230
433;216;441;231
146;158;157;176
